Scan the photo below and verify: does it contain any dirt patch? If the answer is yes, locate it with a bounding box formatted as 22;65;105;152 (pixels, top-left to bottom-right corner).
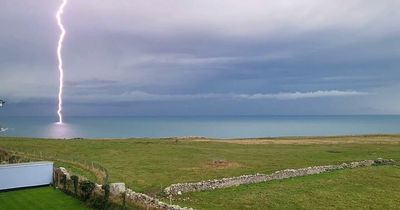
326;150;343;153
179;167;202;171
206;160;242;169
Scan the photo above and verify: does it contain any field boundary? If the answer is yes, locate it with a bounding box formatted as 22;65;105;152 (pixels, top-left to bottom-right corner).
53;167;194;210
164;158;396;195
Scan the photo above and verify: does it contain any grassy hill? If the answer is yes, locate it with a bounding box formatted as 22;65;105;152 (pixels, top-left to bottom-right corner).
0;135;399;209
174;166;400;209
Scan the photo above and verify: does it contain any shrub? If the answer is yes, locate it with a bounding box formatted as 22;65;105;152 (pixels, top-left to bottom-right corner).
8;155;18;163
62;174;67;191
121;192;127;210
52;171;57;189
88;195;104;210
71;175;79;195
80;180;95;201
102;184;110;210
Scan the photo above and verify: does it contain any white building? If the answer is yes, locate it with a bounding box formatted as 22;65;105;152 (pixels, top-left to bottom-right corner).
0;161;54;190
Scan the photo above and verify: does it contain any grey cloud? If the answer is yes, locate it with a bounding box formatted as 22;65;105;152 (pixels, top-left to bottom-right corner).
118;52;292;67
66;90;369;103
1;0;399;115
69;0;400;38
235;90;369;100
65;79;119;87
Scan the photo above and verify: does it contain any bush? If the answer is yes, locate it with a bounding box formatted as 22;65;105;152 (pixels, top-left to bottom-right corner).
102;184;110;210
8;155;18;163
71;175;79;195
79;180;95;201
121;192;127;210
88;195;104;210
62;174;67;191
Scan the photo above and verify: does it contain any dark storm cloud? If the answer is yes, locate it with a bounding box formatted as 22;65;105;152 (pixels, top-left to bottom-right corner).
1;0;400;115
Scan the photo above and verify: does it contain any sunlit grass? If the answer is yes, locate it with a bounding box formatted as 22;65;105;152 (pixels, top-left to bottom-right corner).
174;165;400;210
0;187;88;210
0;135;399;209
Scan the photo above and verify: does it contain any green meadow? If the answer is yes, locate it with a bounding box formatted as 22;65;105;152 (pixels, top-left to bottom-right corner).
0;187;88;210
175;166;400;210
0;135;399;209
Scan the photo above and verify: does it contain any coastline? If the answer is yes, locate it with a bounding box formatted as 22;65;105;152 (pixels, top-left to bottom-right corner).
2;133;400;142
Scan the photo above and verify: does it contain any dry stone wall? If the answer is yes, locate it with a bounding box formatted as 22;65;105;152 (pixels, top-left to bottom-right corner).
54;167;193;210
125;189;193;210
164;158;395;196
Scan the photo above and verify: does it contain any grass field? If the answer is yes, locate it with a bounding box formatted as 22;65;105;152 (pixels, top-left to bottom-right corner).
0;187;88;210
0;135;400;209
174;166;400;209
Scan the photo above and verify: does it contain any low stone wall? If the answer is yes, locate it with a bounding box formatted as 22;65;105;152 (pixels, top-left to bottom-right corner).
125;189;192;210
54;167;193;210
103;182;193;210
165;158;395;195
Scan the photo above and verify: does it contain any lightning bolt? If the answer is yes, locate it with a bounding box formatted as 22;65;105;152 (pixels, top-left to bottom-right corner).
56;0;67;124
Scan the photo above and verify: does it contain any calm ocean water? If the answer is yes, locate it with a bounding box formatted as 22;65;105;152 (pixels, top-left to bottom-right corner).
0;116;400;139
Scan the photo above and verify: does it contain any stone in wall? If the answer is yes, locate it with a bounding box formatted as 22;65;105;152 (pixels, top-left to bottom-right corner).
110;182;126;196
125;189;193;210
58;167;71;180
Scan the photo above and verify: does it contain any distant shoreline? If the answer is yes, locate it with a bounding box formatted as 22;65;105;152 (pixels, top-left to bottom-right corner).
1;134;400;144
2;115;400;139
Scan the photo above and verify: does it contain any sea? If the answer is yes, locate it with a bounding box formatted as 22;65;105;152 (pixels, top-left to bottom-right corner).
0;115;400;139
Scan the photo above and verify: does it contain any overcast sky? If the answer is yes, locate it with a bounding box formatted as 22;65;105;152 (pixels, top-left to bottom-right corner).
1;0;400;116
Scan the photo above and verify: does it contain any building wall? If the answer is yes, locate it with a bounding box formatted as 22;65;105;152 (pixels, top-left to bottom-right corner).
0;161;53;190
